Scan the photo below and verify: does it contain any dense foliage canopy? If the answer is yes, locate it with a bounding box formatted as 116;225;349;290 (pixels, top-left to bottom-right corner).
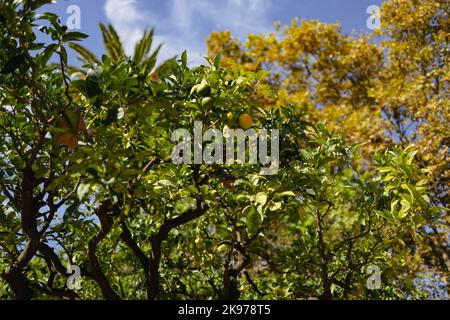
0;0;447;300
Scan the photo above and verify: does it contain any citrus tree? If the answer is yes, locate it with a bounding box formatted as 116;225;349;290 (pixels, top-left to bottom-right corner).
0;0;443;300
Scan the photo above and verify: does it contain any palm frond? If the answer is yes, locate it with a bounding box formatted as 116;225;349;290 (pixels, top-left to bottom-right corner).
70;22;161;70
99;23;122;62
133;29;148;64
107;24;126;60
141;43;163;70
143;28;155;57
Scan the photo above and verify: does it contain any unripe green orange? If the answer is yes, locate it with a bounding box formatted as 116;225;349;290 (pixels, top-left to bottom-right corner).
221;178;234;190
202;97;214;107
226;112;237;125
57;133;78;149
196;79;211;97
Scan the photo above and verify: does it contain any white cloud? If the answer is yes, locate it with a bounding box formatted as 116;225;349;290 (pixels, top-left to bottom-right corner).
104;0;147;55
104;0;273;65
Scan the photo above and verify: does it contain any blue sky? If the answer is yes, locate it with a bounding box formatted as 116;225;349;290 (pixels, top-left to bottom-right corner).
45;0;383;65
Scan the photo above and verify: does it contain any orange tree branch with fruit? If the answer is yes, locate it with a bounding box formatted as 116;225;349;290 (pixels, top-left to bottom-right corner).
207;0;449;288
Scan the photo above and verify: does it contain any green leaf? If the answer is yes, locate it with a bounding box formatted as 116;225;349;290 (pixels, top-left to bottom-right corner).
64;109;82;133
157;179;175;187
117;107;125;120
278;191;296;197
1;54;26;74
214;53;222;68
181;50;187;67
254;192;268;206
269;202;283;211
77;183;91;200
305;189;316;197
71;80;88;96
63;31;89;42
399;199;411;218
32;1;55;10
59;45;68;65
36;12;59;23
190;84;200;96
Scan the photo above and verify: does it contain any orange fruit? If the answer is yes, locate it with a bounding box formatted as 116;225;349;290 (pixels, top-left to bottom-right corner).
238;113;253;129
221;179;234;190
58;133;78;149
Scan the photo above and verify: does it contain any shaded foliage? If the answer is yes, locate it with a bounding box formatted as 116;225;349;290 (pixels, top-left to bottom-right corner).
0;0;446;300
